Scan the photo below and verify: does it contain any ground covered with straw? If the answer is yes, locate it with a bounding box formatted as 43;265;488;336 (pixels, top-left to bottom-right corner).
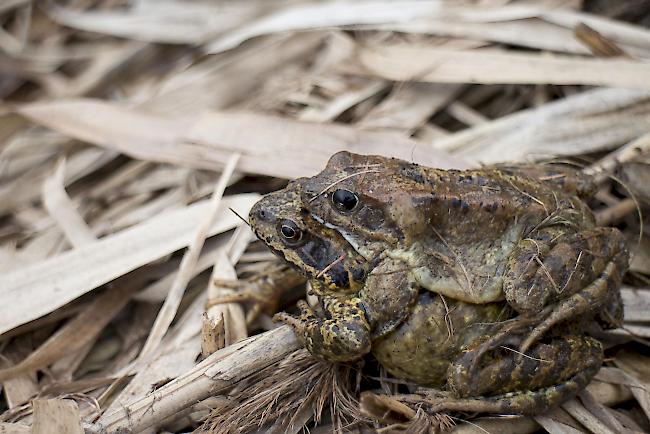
1;1;650;433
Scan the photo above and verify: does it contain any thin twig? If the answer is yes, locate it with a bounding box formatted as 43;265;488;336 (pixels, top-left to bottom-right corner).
137;154;241;362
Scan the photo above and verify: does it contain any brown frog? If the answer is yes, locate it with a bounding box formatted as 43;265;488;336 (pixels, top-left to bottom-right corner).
248;153;627;415
372;293;604;415
298;152;628;351
249;185;381;361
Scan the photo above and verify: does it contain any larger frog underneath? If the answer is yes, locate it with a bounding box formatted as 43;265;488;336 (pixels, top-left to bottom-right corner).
249;152;628;415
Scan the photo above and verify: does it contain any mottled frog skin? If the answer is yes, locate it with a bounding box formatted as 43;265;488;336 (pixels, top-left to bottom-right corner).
299;152;627;350
249;152;628;415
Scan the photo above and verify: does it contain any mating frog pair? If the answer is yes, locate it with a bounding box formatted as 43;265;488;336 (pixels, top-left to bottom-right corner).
248;151;628;415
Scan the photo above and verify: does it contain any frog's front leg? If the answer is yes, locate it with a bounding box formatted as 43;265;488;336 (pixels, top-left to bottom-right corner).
503;226;628;349
208;264;306;324
274;295;371;363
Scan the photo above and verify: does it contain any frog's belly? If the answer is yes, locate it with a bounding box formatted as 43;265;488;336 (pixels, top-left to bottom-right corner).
371;292;509;387
412;270;505;303
387;233;519;303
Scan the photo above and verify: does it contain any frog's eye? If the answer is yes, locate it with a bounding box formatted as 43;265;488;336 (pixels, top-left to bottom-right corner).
331;189;358;212
279;219;303;245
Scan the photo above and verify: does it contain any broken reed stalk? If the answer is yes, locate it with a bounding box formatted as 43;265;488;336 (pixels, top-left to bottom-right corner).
201;349;350;433
86;326;300;434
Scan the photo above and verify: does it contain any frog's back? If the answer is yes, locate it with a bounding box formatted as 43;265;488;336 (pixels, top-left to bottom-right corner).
491;163;598;199
400;164;595;303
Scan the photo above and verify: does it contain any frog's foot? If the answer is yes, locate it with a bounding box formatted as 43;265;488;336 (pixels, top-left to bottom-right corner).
273;301;310;331
208;291;276;325
210;266;306;324
444;336;602;415
422;367;593;416
504;227;628;350
273;298;371;363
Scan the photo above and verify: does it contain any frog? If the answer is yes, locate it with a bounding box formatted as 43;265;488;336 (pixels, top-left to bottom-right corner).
247;184;371;298
206;262;306;324
248;169;619;415
248;184;408;361
373;292;604;415
296;152;628;352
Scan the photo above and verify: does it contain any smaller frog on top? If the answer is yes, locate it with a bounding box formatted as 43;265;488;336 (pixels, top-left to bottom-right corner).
297;152;627;350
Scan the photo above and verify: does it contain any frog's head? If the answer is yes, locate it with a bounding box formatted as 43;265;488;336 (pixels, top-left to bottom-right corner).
249;183;370;292
298;152;434;253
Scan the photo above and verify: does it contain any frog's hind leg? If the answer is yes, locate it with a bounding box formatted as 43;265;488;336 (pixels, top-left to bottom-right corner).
441;335;602;416
441;313;545;385
424;368;595;416
503;227;628;348
517;227;628;352
520;262;624;352
208;265;305;324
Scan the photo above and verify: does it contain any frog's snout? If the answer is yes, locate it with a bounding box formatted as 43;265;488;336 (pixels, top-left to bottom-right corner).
249;200;270;226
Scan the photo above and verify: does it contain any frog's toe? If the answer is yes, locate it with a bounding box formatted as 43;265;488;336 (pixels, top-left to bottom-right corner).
273;312;305;331
296;299;313;315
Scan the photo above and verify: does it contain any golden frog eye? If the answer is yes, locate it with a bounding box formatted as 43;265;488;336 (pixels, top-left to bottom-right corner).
331;189;358;212
279;219;303;245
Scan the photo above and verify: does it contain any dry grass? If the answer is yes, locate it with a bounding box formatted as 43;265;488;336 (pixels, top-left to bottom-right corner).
201;350;364;434
1;0;650;433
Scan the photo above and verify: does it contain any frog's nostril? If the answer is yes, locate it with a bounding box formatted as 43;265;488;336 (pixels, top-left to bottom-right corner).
256;208;273;222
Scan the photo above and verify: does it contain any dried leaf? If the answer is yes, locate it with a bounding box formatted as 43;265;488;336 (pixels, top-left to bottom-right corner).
0;194;258;336
621;287;650;322
369;19;591;54
205;1;454;54
137;154;240;361
32;399;83;434
41;158;96;247
433;87;650;163
613;353;650;422
47;2;257;44
0;422;30;434
345;45;650;89
0;283;138;382
15;99;468;177
94;326;300;433
561;399;616;434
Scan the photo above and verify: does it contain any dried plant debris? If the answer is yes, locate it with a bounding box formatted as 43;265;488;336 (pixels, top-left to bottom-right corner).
201;349;364;434
360;392;455;434
1;0;650;433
